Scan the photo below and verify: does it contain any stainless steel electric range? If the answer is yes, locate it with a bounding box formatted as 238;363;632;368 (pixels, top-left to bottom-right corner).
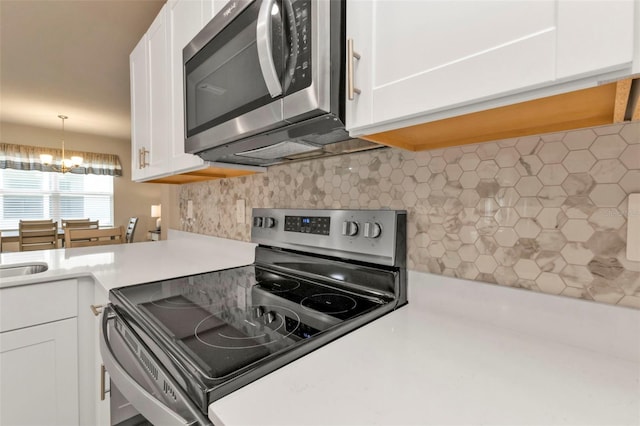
100;208;407;425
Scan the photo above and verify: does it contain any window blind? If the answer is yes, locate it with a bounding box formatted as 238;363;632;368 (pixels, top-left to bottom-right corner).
0;168;114;229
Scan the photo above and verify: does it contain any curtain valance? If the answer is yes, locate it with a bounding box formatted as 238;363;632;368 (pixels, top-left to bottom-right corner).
0;143;123;177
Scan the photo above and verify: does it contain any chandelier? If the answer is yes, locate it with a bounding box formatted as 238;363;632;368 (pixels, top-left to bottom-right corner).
40;115;83;173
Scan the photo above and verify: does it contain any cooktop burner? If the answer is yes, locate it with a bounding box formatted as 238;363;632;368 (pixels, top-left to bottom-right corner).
194;305;301;350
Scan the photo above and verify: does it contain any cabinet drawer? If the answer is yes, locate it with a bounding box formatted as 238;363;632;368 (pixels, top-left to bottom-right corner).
0;279;78;333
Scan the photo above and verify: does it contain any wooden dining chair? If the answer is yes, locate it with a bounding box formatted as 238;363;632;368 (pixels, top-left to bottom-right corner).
61;218;99;229
64;226;126;248
125;217;138;243
18;219;58;251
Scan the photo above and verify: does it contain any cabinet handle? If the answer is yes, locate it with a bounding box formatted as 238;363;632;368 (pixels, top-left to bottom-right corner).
100;364;110;401
141;148;150;168
138;148;143;169
90;304;105;316
347;38;361;101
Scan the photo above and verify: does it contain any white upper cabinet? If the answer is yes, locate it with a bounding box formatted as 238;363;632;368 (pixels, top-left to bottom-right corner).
346;0;637;137
130;37;150;181
556;0;635;79
132;0;260;181
146;5;171;176
130;5;171;181
167;0;214;174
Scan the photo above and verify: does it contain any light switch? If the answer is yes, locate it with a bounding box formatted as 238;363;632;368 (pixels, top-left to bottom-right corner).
627;194;640;261
236;199;245;224
187;200;193;219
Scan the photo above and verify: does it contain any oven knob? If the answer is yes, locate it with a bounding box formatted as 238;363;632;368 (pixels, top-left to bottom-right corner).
253;217;263;227
263;311;276;324
262;217;275;228
364;222;382;238
253;306;265;319
341;221;359;237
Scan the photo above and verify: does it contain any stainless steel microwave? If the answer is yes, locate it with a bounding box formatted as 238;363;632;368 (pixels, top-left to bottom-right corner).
183;0;359;167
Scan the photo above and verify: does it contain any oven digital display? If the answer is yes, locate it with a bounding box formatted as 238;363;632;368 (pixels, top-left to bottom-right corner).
284;215;330;235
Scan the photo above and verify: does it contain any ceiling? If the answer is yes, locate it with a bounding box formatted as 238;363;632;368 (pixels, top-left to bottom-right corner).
0;0;165;140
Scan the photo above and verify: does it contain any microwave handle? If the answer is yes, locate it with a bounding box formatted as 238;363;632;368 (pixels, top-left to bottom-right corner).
256;0;283;97
281;0;298;92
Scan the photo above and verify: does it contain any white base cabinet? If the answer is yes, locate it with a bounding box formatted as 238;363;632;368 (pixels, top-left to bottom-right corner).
0;319;79;426
0;278;80;426
0;277;113;426
346;0;636;137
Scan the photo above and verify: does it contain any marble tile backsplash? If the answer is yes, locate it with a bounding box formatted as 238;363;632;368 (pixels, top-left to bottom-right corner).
179;121;640;309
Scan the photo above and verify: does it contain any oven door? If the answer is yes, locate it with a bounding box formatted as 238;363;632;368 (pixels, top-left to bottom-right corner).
184;0;293;154
100;306;211;426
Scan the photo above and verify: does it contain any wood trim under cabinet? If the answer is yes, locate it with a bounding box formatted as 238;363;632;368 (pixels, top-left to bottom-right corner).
146;165;262;184
362;78;638;152
613;78;633;123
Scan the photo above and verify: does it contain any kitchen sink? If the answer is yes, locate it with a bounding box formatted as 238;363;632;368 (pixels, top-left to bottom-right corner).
0;262;48;278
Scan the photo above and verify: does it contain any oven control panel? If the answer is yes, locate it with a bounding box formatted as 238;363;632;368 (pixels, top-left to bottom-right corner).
284;215;330;235
251;208;407;267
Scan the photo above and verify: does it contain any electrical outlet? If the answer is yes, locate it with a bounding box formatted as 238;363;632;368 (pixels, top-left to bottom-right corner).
187;200;193;219
236;199;245;224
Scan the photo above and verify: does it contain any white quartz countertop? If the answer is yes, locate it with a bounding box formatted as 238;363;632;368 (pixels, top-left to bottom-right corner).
209;271;640;426
0;230;256;291
2;233;638;425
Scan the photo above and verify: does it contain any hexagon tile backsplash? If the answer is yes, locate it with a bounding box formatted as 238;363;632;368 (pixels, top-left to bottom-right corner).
179;121;640;309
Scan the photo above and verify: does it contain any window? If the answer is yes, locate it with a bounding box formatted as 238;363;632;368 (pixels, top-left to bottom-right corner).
0;169;114;229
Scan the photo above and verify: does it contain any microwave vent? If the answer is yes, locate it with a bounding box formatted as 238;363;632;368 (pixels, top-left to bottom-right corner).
198;83;226;96
236;141;320;160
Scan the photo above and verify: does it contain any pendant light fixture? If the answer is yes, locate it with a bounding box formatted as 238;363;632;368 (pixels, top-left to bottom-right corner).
40;115;83;173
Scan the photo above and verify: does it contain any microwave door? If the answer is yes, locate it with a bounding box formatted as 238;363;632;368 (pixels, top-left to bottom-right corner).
184;0;286;153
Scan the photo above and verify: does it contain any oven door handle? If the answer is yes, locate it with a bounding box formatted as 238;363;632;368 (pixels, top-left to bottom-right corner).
100;305;209;426
256;0;283;97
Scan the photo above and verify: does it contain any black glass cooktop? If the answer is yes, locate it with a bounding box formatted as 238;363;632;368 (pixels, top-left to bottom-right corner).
112;265;385;379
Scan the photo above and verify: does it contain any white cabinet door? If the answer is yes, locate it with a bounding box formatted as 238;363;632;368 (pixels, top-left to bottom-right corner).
556;0;635;80
0;318;79;426
167;0;212;173
130;36;150;181
146;5;171;178
130;5;171;182
347;0;556;133
346;0;636;137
